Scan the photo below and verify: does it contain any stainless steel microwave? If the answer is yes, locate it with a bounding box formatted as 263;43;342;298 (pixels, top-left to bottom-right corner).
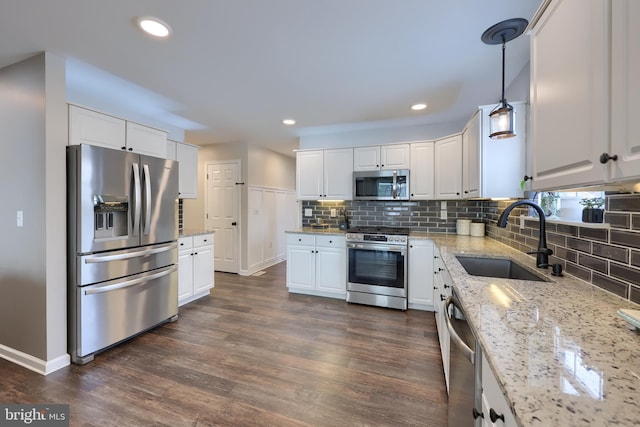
353;169;410;200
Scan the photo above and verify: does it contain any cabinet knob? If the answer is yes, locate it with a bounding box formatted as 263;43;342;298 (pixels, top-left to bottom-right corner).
464;190;469;194
599;153;618;164
489;409;504;423
128;147;133;151
438;267;444;272
523;175;533;182
456;192;460;195
298;238;302;241
473;408;484;420
440;295;446;301
444;284;450;289
329;240;332;243
121;146;126;150
203;239;207;242
411;193;414;197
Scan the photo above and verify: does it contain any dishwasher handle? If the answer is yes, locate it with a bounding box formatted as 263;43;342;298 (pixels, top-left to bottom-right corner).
445;296;475;364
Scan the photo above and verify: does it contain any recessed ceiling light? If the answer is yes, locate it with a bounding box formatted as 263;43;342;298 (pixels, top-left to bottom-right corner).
137;17;172;38
411;103;427;111
282;119;296;125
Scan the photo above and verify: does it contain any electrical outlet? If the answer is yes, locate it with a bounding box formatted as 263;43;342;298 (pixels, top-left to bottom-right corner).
330;209;336;217
440;210;447;220
304;208;312;217
520;214;525;230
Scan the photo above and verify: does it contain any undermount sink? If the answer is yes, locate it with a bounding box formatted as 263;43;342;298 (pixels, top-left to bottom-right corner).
455;255;548;282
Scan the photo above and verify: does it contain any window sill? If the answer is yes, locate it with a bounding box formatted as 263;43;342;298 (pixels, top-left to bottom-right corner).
522;216;611;229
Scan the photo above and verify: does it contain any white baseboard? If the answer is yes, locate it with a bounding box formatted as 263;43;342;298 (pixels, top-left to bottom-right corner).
241;258;285;276
0;344;70;375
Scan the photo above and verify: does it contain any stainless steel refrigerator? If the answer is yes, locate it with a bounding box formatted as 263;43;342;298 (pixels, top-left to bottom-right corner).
67;144;179;364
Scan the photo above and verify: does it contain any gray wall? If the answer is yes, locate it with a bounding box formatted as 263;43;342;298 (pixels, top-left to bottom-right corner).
0;53;68;367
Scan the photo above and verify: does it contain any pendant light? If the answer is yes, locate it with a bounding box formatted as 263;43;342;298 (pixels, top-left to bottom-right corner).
481;18;528;139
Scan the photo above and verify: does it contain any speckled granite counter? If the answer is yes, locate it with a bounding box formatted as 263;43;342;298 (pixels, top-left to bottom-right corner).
414;233;640;426
285;227;346;236
179;229;215;237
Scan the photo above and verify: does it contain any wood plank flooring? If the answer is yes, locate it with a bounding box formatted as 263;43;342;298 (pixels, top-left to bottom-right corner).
0;262;448;426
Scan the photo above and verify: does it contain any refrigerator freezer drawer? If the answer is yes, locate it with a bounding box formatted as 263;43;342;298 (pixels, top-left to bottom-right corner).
71;265;178;362
76;242;177;286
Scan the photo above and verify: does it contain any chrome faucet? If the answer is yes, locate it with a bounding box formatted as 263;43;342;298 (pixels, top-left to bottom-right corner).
497;200;553;268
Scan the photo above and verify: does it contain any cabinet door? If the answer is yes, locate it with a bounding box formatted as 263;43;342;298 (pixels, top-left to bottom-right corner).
381;144;410;170
178;249;193;302
408;241;434;308
193;245;214;294
611;0;640;181
434;135;463;199
315;247;346;294
323;148;353;200
126;122;167;158
353;146;381;171
69;105;126;150
176;142;199;198
530;0;608;190
462;112;480;198
410;142;435;200
481;355;517;427
296;150;324;199
286;245;316;289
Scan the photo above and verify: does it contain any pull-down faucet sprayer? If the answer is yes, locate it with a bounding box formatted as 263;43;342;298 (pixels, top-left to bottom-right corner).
497;200;553;268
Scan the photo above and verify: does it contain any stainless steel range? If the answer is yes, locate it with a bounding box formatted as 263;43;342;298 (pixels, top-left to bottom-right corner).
345;226;409;310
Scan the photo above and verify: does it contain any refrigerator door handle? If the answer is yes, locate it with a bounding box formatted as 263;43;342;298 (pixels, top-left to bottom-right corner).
84;242;178;264
84;265;177;295
131;163;141;237
142;164;151;235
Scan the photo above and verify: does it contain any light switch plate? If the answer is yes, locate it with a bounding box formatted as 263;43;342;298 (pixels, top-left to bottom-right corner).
330;209;336;217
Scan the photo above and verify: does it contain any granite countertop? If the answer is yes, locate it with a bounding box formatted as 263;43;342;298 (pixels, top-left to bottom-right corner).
286;227;346;235
426;234;640;426
179;228;215;237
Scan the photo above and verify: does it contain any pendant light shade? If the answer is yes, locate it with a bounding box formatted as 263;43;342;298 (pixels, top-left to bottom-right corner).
481;18;528;140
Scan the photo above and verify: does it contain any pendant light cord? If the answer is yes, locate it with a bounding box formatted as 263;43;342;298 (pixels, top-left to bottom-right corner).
501;38;507;107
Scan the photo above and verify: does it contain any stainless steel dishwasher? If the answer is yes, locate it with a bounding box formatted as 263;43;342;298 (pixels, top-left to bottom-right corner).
445;291;483;426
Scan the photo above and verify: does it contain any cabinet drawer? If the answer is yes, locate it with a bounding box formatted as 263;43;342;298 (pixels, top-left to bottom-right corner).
178;236;193;251
287;234;315;246
194;233;214;248
316;235;345;248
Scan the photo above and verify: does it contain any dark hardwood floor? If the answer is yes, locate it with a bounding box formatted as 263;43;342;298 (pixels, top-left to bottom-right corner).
0;262;448;426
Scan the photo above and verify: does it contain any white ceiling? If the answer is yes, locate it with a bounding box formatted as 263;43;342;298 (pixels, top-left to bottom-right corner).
0;0;542;156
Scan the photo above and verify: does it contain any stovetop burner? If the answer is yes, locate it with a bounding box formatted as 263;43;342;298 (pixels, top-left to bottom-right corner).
347;226;410;236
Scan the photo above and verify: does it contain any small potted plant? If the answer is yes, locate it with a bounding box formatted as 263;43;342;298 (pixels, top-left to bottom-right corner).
579;197;605;223
540;192;560;218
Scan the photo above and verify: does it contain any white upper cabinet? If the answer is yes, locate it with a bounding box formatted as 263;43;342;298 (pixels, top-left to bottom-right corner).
296;148;353;200
69;104;167;159
353;144;410;171
610;0;640;181
176;142;199;199
530;0;640;190
410;141;435;200
69;105;125;150
463;103;526;199
434;134;463;199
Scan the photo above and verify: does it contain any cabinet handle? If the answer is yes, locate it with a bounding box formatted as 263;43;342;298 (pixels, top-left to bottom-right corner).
444;284;450;289
523;175;533;182
438;267;444;272
473;408;484;419
440;295;446;301
489;409;504;423
599;153;618;164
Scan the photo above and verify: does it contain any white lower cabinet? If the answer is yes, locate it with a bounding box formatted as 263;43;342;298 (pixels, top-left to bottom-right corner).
433;247;452;392
408;239;434;310
286;233;346;298
481;355;517;427
178;233;215;306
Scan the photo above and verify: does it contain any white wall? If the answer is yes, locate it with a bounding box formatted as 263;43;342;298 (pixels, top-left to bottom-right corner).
0;52;69;374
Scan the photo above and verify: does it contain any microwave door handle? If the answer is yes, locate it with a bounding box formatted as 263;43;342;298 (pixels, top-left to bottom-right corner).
392;170;398;199
131;163;141;237
142;164;151;235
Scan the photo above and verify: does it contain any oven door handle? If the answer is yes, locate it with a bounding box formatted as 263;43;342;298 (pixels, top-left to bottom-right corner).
445;296;475;364
347;242;406;253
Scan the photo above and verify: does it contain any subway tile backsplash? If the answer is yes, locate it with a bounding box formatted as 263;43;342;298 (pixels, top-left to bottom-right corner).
300;200;495;232
487;193;640;305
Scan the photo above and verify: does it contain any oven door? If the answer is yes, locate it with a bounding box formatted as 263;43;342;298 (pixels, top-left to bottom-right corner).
347;243;407;297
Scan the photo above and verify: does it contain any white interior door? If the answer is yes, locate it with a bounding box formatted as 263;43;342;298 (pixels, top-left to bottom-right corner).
206;161;240;273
